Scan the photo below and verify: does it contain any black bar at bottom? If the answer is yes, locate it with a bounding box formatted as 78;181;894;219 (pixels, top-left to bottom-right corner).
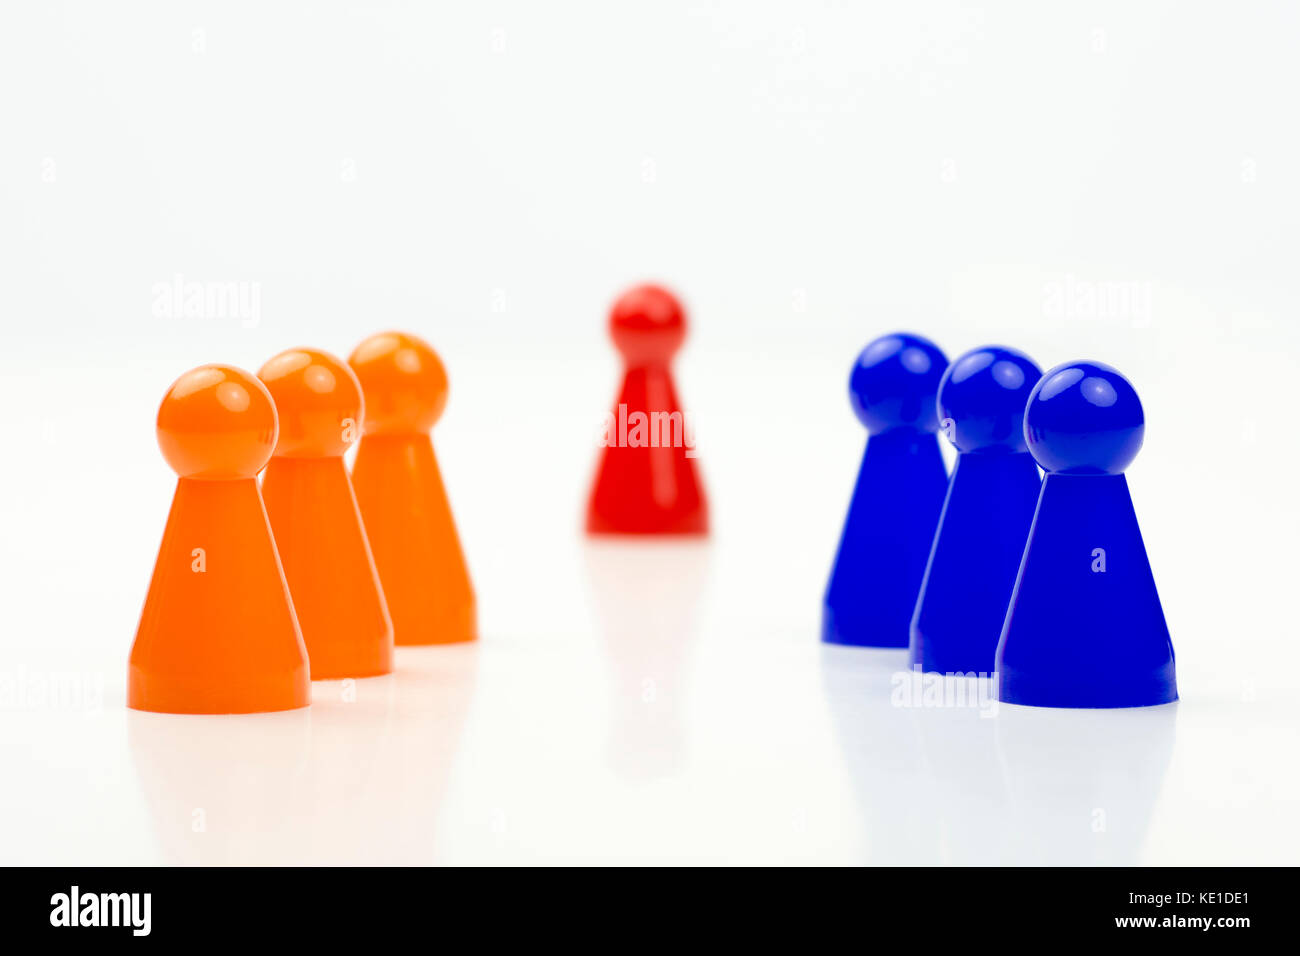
6;866;1275;942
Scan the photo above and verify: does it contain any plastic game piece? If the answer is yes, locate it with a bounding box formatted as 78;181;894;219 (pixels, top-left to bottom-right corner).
129;365;311;714
823;333;949;647
258;348;394;679
909;346;1043;673
586;283;708;534
348;332;476;645
995;361;1177;708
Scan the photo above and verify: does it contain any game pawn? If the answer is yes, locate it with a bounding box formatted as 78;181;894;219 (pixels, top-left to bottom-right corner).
909;346;1043;674
995;361;1177;707
349;332;476;645
823;333;949;647
129;365;311;713
259;348;394;678
586;283;708;534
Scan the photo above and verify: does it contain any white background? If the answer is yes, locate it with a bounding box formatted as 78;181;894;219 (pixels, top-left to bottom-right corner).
0;1;1296;864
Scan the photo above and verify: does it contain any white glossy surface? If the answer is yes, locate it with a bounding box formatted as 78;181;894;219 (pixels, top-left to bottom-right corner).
2;479;1296;865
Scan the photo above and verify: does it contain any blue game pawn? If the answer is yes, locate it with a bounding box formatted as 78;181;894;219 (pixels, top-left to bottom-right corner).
909;346;1043;674
823;333;948;647
995;362;1177;707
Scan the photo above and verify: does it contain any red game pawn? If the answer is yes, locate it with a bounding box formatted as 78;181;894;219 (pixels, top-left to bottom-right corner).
586;284;708;535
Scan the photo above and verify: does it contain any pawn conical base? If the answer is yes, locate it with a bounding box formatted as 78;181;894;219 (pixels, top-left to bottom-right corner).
129;478;310;714
586;365;708;535
263;456;394;678
995;474;1177;708
910;452;1041;673
352;434;476;645
823;428;947;647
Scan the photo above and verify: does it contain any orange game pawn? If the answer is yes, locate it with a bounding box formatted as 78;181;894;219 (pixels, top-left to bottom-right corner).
258;348;394;678
348;332;476;645
129;366;311;714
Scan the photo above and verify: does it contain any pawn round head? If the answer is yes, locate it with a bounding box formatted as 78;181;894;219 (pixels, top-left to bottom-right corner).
156;365;278;479
937;346;1042;454
258;348;364;458
1025;361;1144;475
347;331;448;436
849;333;948;434
609;283;686;365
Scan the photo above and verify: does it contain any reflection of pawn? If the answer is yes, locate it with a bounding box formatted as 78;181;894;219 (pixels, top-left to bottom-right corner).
259;348;394;678
349;333;476;645
995;705;1176;863
819;646;940;863
586;284;707;535
584;540;710;778
296;646;478;862
910;346;1043;673
130;366;310;713
128;709;312;863
823;333;948;646
996;362;1177;707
